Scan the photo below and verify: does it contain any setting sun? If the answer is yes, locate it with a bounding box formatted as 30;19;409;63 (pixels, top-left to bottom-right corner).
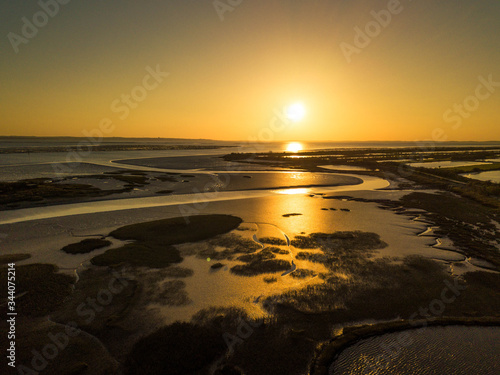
286;142;303;153
285;102;307;123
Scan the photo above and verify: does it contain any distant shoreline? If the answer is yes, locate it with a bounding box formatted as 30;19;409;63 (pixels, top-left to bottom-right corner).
0;144;235;154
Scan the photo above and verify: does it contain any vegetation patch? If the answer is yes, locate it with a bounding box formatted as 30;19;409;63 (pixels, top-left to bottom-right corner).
177;233;262;261
0;253;30;265
231;259;291;276
400;192;500;268
125;322;226;375
91;243;182;268
290;269;317;279
291;231;387;253
91;215;243;268
111;175;149;185
211;262;225;270
0;264;74;317
270;246;289;255
0;319;118;375
237;248;276;263
0;179;127;209
264;276;278;283
150;280;191;306
155;189;173;194
259;237;287;246
283;213;302;217
61;238;112;254
401;192;492;224
51;268;138;335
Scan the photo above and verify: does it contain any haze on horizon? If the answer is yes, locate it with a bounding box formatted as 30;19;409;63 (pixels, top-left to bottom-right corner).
1;0;499;142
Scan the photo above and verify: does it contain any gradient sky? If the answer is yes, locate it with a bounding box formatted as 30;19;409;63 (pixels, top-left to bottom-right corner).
1;0;499;141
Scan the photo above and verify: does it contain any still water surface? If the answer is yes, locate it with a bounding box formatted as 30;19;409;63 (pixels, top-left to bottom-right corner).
331;325;500;375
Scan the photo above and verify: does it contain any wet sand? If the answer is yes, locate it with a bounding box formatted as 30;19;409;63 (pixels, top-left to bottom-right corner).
1;168;499;375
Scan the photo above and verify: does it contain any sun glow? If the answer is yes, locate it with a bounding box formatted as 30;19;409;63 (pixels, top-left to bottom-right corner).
286;142;303;153
285;102;306;123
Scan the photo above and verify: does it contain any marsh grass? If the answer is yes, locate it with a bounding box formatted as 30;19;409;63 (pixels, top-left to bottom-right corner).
0;179;126;209
61;238;112;254
125;322;226;375
177;233;262;261
258;237;287;246
0;264;74;317
291;231;387;253
91;243;182;268
51;268;138;335
155;189;173;194
211;262;225;269
91;215;242;268
151;280;191;306
0;253;30;264
400;192;500;268
230;259;291;276
0;318;118;375
264;276;278;283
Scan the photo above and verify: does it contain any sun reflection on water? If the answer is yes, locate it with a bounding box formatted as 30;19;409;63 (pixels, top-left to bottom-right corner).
273;188;310;195
285;142;303;153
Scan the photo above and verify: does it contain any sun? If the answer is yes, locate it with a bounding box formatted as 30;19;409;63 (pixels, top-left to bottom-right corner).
286;142;303;153
285;102;306;123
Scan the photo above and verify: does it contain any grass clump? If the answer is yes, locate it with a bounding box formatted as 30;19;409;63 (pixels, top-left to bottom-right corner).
230;248;291;276
291;231;387;253
231;259;291;276
264;276;278;283
290;269;317;279
61;238;112;254
259;237;287;246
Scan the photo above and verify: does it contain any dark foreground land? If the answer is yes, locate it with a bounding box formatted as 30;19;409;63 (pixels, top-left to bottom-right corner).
1;147;500;374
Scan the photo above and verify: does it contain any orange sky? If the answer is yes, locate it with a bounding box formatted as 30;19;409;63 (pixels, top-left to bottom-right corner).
1;0;499;141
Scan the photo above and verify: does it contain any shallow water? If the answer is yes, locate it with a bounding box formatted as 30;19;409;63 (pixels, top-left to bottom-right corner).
0;174;382;225
407;161;491;169
331;326;500;375
462;170;500;183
